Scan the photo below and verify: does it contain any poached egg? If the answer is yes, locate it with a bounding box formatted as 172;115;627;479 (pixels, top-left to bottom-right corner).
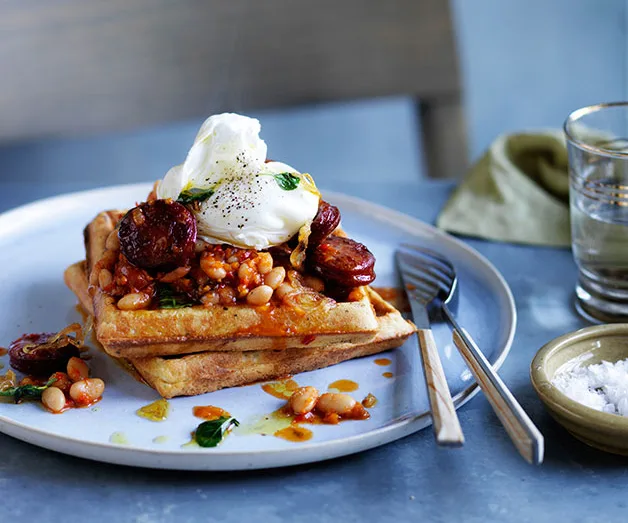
156;113;320;250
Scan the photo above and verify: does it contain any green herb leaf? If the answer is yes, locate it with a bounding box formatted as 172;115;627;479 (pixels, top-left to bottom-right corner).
177;187;215;204
194;416;240;448
273;172;300;191
0;377;57;404
156;283;194;309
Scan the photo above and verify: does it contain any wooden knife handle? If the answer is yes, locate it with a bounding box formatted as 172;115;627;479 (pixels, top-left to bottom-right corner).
417;329;465;447
452;329;544;464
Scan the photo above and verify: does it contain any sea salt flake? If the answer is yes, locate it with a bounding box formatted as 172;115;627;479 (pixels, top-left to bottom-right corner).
552;357;628;416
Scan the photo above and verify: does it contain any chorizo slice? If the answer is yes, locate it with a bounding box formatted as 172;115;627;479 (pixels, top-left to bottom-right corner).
118;200;197;271
309;201;341;247
308;236;375;287
9;333;80;376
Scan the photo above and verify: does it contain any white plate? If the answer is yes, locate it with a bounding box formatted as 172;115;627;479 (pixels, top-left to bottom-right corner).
0;184;516;470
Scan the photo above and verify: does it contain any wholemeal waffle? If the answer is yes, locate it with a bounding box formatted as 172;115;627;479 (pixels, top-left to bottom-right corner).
65;261;415;398
84;211;381;359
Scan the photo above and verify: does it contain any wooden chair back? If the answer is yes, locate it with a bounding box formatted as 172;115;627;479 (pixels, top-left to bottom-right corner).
0;0;467;177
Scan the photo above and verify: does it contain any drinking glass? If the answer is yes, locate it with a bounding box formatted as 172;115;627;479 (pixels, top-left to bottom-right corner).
565;102;628;322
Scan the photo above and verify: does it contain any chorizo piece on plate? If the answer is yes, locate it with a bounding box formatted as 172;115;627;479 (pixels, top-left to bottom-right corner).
9;333;80;376
118;200;197;271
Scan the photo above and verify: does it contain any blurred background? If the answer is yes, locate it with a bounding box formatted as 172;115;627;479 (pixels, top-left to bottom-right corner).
0;0;624;209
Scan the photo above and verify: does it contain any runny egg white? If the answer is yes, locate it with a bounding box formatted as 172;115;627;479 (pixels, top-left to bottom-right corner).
156;113;320;250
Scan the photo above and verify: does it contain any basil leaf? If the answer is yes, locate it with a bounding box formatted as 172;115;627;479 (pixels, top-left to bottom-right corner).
156;283;194;309
273;172;300;191
0;377;57;404
194;416;240;448
177;188;215;204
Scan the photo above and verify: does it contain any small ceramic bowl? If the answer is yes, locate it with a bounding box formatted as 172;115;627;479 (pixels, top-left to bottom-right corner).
531;323;628;455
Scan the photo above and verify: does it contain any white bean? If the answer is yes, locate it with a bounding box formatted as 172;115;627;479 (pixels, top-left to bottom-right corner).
42;387;66;413
275;282;294;300
206;266;227;280
288;386;319;415
316;393;357;415
264;267;286;289
238;263;254;280
70;378;105;406
67;357;89;382
246;285;273;306
117;292;151;310
201;291;220;306
257;253;273;274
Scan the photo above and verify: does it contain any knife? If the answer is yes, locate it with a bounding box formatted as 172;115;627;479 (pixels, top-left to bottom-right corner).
396;254;465;447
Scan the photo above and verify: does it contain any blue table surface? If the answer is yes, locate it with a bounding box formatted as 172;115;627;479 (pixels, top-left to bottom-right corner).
0;177;620;523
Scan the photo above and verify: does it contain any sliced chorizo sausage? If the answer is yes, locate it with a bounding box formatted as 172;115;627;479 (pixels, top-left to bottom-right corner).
308;236;375;287
309;201;341;247
118;200;197;270
9;333;80;376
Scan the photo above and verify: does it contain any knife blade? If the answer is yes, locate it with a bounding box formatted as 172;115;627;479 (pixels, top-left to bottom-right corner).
396;253;464;447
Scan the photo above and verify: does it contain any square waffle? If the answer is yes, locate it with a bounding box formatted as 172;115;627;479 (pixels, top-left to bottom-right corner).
64;261;415;397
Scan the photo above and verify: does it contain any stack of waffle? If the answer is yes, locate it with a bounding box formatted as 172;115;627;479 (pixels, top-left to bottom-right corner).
64;211;415;398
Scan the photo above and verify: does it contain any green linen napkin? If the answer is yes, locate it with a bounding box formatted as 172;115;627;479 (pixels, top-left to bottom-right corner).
436;130;571;247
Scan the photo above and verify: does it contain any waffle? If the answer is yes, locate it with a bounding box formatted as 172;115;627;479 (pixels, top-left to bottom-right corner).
65;262;415;397
84;211;380;359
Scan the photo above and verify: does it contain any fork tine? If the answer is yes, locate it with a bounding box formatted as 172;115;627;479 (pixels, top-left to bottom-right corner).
399;244;455;278
403;264;450;293
403;249;455;279
399;243;453;265
401;271;441;300
398;253;452;289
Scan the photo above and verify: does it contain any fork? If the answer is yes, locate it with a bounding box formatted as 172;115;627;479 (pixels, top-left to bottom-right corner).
397;244;545;465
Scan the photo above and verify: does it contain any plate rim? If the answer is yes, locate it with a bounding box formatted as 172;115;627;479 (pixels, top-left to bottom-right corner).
0;183;517;470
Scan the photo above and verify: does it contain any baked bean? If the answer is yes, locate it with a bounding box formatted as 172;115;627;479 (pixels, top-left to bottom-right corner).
159;266;190;283
105;230;120;251
316;393;357;416
67;357;89;382
288;386;319;415
117;292;151;311
90;251;117;286
227;255;239;264
19;376;39;387
70;378;105;406
264;267;286;289
246;285;273;306
206;266;227;281
303;275;325;293
238;262;254;280
275;282;294;300
257;253;273;275
98;268;113;289
49;372;73;394
42;387;66;413
200;253;228;281
201;291;220;306
218;286;236;305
